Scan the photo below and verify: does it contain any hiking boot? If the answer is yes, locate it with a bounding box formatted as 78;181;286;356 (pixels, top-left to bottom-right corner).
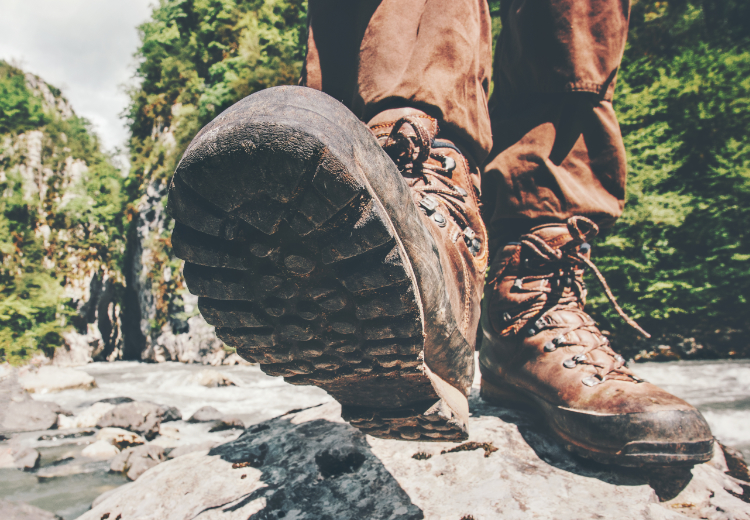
479;216;714;466
168;86;486;441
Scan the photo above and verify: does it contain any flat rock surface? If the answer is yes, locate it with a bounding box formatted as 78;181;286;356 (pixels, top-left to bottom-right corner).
96;401;166;439
82;390;750;520
18;366;95;394
0;374;66;433
0;499;62;520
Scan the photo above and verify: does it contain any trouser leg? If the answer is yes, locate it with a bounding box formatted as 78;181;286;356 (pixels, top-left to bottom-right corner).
302;0;494;167
483;0;631;242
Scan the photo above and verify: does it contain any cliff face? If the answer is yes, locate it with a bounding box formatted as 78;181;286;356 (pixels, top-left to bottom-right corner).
0;62;229;366
0;61;125;365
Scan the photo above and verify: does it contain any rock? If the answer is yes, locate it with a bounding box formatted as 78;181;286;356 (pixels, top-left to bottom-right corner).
0;446;40;470
194;369;237;388
0;446;14;468
156;404;181;422
81;440;120;460
720;442;750;483
12;447;40;471
92;485;133;509
2;399;65;433
96;427;146;449
209;417;245;432
18;366;95;393
0;363;12;381
97;396;133;405
158;423;180;440
110;444;167;481
57;402;115;429
166;441;218;459
1;371;70;433
37;461;101;480
0;499;62;520
222;353;250;365
187;406;224;423
38;429;95;441
81;397;750;520
96;401;165;439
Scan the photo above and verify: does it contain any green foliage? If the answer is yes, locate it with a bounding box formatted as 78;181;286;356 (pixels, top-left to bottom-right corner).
123;0;750;358
0;62;49;134
586;0;750;357
127;0;306;186
0;63;127;364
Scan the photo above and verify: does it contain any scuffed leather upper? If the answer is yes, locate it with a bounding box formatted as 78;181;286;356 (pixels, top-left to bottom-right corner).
480;217;701;416
368;108;487;347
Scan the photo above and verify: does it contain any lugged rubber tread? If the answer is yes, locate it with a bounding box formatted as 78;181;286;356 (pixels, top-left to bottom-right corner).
169;87;469;442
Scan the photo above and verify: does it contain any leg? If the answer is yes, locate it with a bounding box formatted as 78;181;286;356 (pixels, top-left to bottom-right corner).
303;0;493;167
479;0;714;466
483;0;629;242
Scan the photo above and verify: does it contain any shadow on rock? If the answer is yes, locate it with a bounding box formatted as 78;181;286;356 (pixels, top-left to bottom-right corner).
206;408;423;519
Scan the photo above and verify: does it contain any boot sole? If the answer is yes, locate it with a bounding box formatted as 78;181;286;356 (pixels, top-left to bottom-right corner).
481;376;713;467
169;86;471;442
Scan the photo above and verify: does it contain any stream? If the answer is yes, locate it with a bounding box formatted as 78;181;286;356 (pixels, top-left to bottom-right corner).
1;359;749;519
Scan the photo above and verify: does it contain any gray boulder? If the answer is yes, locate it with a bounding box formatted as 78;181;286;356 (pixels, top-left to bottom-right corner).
96;401;166;439
110;444;167;481
79;397;750;520
0;374;67;433
187;406;223;423
0;500;61;520
12;447;40;471
209;417;245;432
156;404;181;422
1;400;62;433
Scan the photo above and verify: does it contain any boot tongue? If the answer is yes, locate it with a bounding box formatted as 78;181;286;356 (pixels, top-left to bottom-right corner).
367;108;439;141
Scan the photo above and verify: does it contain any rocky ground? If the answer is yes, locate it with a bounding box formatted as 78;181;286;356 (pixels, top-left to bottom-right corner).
1;362;750;519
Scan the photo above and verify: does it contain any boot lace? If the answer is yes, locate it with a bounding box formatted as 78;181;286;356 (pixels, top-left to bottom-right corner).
503;216;650;385
382;117;473;233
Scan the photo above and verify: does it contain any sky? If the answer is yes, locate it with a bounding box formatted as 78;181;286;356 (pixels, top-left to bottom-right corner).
0;0;154;152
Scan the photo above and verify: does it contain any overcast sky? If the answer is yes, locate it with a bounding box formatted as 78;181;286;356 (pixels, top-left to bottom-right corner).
0;0;154;152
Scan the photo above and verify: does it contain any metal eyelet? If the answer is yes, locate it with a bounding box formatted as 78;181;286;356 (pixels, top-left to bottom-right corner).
543;341;557;352
582;376;600;387
471;238;481;251
563;359;577;369
502;312;512;322
573;354;588;363
579;242;591;254
552;335;565;345
440;156;457;172
419;196;438;214
432;212;447;227
513;278;524;289
456;186;468;197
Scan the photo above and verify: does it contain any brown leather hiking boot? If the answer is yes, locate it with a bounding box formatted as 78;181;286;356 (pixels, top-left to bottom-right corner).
479;216;714;466
168;86;485;441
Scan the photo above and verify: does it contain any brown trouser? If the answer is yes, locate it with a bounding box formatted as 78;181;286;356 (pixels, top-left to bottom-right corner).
303;0;630;240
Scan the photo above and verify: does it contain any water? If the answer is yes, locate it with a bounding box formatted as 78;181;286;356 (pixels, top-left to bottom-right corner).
30;361;333;427
1;359;748;518
1;362;332;519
